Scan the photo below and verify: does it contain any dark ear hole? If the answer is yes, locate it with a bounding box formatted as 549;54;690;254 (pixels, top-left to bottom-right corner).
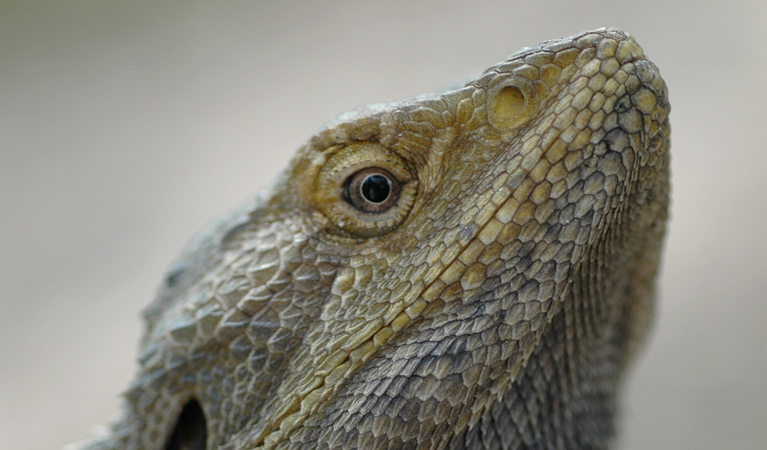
165;399;207;450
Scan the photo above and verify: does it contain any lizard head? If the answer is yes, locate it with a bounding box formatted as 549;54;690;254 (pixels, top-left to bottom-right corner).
86;28;669;450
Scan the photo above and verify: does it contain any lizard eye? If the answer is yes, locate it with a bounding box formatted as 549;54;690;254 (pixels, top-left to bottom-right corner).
344;168;400;213
314;142;417;238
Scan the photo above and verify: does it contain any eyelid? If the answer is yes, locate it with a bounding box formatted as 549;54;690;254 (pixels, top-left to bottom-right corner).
313;142;418;238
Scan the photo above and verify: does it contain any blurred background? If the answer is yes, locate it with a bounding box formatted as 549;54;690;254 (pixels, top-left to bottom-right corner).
1;1;765;448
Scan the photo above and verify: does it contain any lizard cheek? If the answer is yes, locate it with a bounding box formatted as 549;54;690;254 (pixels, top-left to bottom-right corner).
165;399;208;450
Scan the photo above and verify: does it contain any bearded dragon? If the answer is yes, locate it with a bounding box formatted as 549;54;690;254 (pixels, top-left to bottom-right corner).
79;28;670;450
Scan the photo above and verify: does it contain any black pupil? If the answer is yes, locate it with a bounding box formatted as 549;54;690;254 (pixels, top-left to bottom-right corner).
361;174;391;203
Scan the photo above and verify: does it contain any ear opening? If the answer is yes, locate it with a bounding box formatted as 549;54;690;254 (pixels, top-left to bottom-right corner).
165;399;207;450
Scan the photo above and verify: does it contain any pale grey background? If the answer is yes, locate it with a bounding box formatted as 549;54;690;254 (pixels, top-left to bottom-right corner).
2;1;765;449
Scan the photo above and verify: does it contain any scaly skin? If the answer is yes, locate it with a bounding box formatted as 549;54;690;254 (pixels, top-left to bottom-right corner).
81;28;670;449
